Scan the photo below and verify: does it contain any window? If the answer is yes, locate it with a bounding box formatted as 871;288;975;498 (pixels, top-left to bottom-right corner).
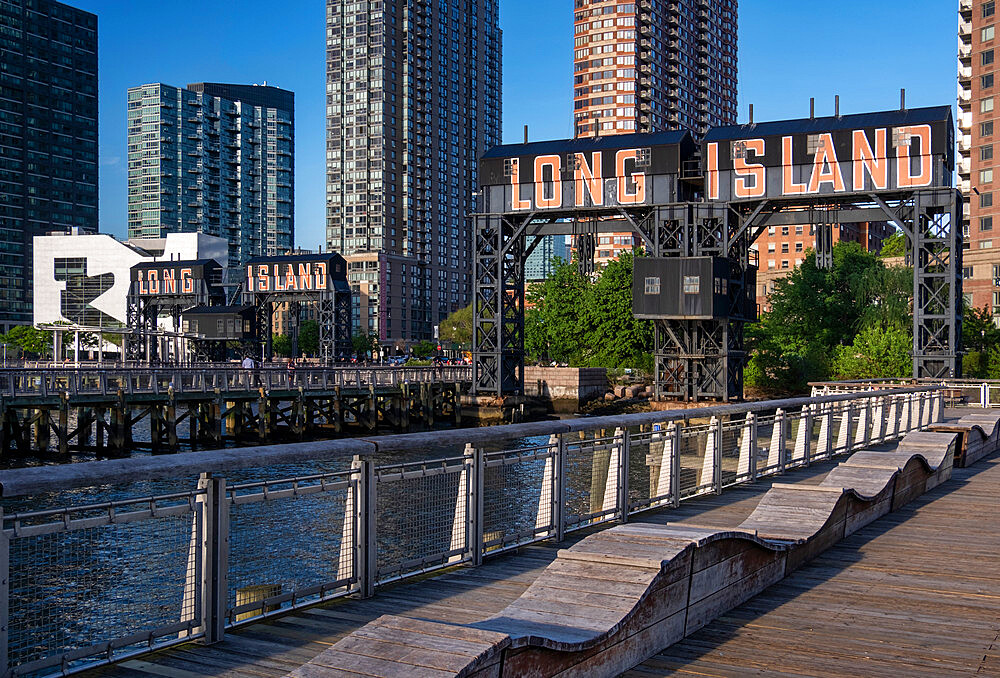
983;144;995;161
781;260;789;269
781;226;789;235
984;25;996;42
985;121;995;137
644;276;660;294
983;216;994;231
682;275;700;294
994;263;1000;282
981;240;993;249
964;266;974;279
984;49;995;66
768;259;776;269
767;242;775;252
986;0;996;18
781;243;789;253
983;192;994;208
983;97;995;113
795;242;804;252
982;168;995;183
986;74;997;91
795;225;803;234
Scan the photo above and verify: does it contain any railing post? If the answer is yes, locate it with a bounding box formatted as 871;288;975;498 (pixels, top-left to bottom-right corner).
932;390;942;423
982;382;989;408
554;433;566;541
768;408;785;473
736;412;755;481
197;473;228;644
536;435;558;539
0;508;8;677
700;417;721;494
471;445;484;566
357;457;376;599
616;427;630;522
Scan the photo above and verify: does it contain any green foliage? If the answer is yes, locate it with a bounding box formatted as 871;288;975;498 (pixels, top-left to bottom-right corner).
439;304;473;345
299;320;319;356
962;305;1000;377
746;242;914;394
523;253;653;370
412;339;436;359
1;325;52;355
272;334;291;357
878;230;906;258
351;332;377;358
832;324;911;379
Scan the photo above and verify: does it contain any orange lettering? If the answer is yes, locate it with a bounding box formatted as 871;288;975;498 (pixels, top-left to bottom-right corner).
734;139;766;198
896;125;932;188
534;154;562;209
781;136;807;195
852;128;888;190
807;133;845;193
616;149;646;204
574;152;603;207
706;142;719;200
511;158;531;210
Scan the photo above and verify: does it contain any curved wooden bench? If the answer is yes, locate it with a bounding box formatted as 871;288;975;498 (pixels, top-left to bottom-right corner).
288;430;967;678
931;411;1000;467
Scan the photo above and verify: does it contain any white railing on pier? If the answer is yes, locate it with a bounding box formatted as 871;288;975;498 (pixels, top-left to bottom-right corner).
0;386;943;677
0;365;472;398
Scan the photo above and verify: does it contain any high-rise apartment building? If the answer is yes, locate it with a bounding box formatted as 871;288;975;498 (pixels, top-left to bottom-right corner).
959;0;1000;320
571;0;737;270
572;0;737;139
525;236;570;282
0;0;98;330
127;82;294;267
325;1;502;344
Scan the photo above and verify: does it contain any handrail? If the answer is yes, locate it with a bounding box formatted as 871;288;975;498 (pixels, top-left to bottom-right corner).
0;385;940;497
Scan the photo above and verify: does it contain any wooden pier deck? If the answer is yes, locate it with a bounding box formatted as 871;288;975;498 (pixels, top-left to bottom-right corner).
79;435;999;677
625;449;1000;677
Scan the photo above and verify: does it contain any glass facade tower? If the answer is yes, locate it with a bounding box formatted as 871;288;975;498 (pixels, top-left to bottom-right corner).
126;82;294;266
325;0;501;344
0;0;98;329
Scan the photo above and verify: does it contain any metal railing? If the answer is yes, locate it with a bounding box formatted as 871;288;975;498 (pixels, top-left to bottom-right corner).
0;365;472;398
811;378;1000;408
0;386;942;677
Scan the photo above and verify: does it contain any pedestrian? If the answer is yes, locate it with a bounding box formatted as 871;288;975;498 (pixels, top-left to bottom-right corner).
286;357;296;383
241;354;255;387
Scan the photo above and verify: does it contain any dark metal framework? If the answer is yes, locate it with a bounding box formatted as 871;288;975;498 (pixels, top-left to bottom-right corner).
125;282;221;362
243;288;351;362
472;187;963;399
730;187;963;379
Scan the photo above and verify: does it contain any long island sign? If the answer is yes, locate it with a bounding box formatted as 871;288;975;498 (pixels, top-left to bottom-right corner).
703;106;954;201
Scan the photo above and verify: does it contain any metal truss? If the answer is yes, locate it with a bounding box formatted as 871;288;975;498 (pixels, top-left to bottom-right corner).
247;288;352;363
733;188;963;380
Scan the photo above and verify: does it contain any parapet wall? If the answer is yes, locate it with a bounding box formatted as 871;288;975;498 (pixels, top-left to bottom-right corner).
291;412;1000;678
523;366;608;402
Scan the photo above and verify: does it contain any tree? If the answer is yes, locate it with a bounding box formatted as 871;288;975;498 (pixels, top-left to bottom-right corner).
524;257;588;364
878;230;906;258
299;320;319;356
272;334;291;357
1;325;52;356
832;324;911;379
746;241;913;393
412;339;436;358
439;304;472;346
579;251;654;370
962;305;1000;377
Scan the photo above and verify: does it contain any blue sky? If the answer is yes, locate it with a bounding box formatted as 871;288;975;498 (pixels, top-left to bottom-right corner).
73;1;956;249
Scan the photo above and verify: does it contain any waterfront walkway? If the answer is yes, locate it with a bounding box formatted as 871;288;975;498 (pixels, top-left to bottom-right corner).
82;427;999;677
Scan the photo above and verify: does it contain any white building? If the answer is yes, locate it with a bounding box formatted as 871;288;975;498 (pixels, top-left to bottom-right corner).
33;230;228;328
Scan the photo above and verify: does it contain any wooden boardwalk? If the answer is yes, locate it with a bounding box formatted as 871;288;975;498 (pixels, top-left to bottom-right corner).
625;450;1000;677
79;440;998;677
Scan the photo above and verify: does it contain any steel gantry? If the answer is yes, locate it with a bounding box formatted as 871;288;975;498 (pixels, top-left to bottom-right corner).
472;106;962;400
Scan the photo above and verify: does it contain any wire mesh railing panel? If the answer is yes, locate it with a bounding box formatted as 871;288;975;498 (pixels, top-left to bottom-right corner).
563;434;618;531
482;445;555;554
226;471;356;625
755;414;779;477
374;457;468;584
627;428;673;513
829;403;848;457
6;493;203;675
679;425;712;498
720;419;745;488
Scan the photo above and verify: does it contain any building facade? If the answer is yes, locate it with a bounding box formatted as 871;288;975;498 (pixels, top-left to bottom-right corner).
33;231;227;327
325;0;502;345
127;82;294;267
572;0;737;139
571;0;737;269
959;0;1000;320
525;235;571;282
0;0;98;331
